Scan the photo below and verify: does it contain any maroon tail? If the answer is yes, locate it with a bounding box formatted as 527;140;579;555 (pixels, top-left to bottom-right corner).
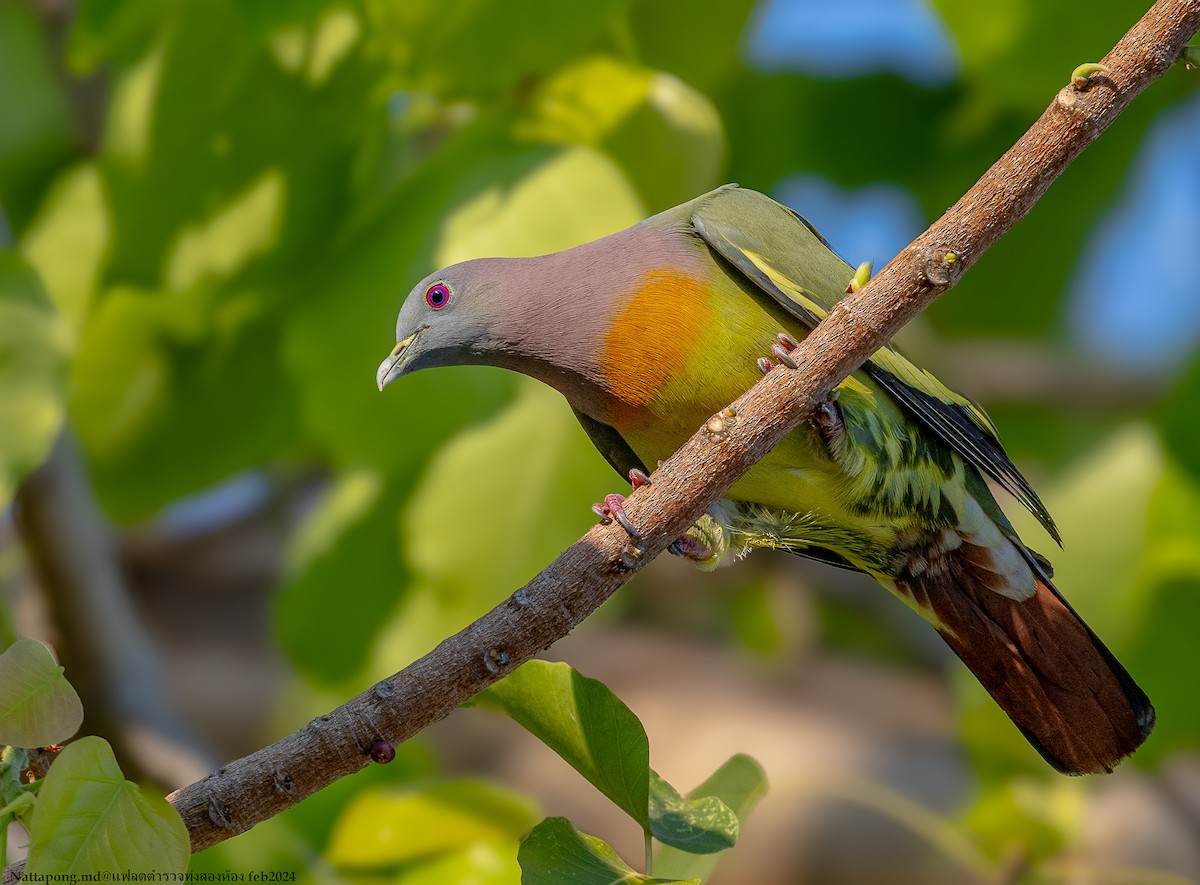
898;548;1154;774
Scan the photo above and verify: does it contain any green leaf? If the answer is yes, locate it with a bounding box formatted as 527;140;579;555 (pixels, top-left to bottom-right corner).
512;56;725;211
19;162;110;335
518;817;698;885
366;1;633;101
393;843;522;885
653;755;767;882
403;379;614;606
0;251;69;509
647;771;738;855
274;469;410;686
963;778;1080;865
0;1;77;231
69;284;302;519
476;661;650;828
0;639;83;749
326;779;539;868
25;736;189;875
1158;357;1200;483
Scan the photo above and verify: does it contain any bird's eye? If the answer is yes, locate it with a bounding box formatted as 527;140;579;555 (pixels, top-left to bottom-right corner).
425;283;450;310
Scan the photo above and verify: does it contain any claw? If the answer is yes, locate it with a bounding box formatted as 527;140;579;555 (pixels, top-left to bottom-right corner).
813;396;845;449
628;468;651;489
770;342;799;369
669;534;715;561
760;333;800;373
592;493;642;541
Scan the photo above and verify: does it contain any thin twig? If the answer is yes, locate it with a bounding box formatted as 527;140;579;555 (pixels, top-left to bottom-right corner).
166;0;1199;854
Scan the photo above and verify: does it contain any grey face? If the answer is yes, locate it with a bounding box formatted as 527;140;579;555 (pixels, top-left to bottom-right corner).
376;263;494;391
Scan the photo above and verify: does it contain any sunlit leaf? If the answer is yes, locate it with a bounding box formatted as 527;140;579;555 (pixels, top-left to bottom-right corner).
393;842;522;885
402;380;613;606
476;661;650;828
25;736;188;875
0;639;83;749
19;163;110;334
326;779;538;868
513;56;725;211
0;251;69;508
963;777;1082;865
518;817;698;885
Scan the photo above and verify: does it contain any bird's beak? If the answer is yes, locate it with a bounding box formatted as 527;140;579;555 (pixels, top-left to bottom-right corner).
376;325;427;391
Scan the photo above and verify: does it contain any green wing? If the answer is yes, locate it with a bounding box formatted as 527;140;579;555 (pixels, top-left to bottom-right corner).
691;185;1060;545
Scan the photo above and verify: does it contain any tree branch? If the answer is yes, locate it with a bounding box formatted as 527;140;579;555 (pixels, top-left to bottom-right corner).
169;0;1200;854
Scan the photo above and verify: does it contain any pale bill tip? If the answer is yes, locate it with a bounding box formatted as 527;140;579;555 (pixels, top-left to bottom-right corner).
376;331;420;391
376;352;402;391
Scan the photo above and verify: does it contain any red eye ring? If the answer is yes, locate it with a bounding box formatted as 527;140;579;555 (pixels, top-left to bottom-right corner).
425;283;450;310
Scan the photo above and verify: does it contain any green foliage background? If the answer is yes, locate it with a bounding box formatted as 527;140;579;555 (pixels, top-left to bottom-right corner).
2;0;1199;881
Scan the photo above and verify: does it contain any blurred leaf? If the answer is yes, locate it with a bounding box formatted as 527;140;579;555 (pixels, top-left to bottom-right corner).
476;660;650;829
366;1;633;100
402;380;613;604
1008;424;1162;644
963;777;1082;865
629;0;758;95
1114;459;1200;762
653;755;767;882
19;163;111;335
68;0;165;71
518;817;698;885
93;0;382;283
647;770;738;855
275;469;410;685
190;812;333;885
1157;356;1200;483
26;736;188;875
0;251;69;508
0;638;83;748
69;283;301;519
326;779;538;868
1120;572;1200;763
513;56;725;211
432;145;646;264
391;843;522;885
0;1;77;231
932;0;1132;113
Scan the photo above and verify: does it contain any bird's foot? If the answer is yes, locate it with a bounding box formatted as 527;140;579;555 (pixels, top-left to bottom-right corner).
669;533;716;562
757;332;800;374
591;468;651;541
668;512;731;571
592;494;641;541
812;393;845;450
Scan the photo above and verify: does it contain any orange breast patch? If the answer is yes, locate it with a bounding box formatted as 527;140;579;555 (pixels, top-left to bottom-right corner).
600;268;712;423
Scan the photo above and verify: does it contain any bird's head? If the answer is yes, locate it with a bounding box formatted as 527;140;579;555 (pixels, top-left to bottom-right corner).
376;260;501;391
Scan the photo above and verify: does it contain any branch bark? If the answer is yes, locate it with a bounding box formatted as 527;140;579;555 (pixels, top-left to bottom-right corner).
169;0;1200;854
